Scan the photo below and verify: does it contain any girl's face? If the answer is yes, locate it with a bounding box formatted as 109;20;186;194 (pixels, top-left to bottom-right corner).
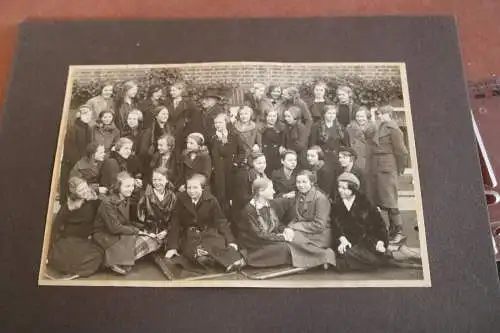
79;109;93;124
102;85;113;99
156;108;169;124
152;89;163;100
338;181;353;200
324;109;337;123
74;182;92;200
282;89;291;100
119;178;135;198
252;156;267;174
239;109;252;123
270;87;282;100
101;112;114;125
282;153;297;171
296;175;312;194
379;112;391;122
170;86;182;98
338;153;353;168
213;115;227;132
152;172;168;191
254;86;266;99
283;111;295;125
356;110;368;125
266;111;278;126
94;145;106;162
259;183;275;201
157;138;171;155
186;179;203;200
127;113;139;129
201;97;216;109
314;85;326;99
118;143;133;159
306;150;320;166
186;137;200;152
127;85;138;98
337;89;350;104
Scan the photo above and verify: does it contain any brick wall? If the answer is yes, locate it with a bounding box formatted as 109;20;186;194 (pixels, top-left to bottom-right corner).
72;63;401;88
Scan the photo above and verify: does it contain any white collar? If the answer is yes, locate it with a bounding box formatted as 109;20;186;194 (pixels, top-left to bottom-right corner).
342;196;356;211
250;198;269;210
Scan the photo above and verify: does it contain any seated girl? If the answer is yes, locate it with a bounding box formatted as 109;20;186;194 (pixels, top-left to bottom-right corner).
136;167;177;255
306;146;337;199
93;172;160;275
70;142;107;195
164;174;244;272
92;109;120;152
283;170;336;268
237;178;293;268
331;172;421;272
48;177;103;279
271;150;298;198
147;134;178;186
178;132;212;191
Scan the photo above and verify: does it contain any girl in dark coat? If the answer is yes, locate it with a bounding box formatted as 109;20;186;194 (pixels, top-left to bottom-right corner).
282;106;309;168
331;172;421;271
164;174;244;272
138;84;163;129
93;172;160;275
260;109;284;176
267;84;286;119
178;133;212;191
208;113;246;216
336;85;361;128
91;109;120;152
115;80;139;132
233;106;262;159
85;82;115;126
60;105;93;202
165;82;204;156
70;142;107;195
281;86;313;132
148;134;178;187
306;146;337;199
121;109;144;153
309;104;349;169
136;167;177;254
243;82;273;125
138;106;174;178
271;150;298;198
308;81;332;123
48;177;103;278
345;106;377;172
237;178;292;267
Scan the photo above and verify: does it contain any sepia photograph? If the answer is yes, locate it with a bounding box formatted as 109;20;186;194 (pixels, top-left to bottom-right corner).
38;62;430;287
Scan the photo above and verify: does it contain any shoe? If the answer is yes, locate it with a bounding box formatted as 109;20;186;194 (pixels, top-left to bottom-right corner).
389;233;407;245
110;265;129;275
226;259;246;272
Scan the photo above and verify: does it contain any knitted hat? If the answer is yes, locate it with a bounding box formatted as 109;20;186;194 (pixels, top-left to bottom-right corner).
187;132;205;146
337;172;360;190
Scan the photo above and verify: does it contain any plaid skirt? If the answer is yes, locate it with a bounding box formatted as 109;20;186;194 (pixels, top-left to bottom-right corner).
134;235;163;260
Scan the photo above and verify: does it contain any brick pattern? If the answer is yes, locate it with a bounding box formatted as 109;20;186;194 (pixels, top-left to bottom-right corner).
72;63;401;88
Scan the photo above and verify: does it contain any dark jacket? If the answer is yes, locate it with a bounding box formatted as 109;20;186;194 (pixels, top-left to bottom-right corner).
261;124;285;175
92;123;120;152
69;157;103;190
116;101;136;132
63;118;92;166
166;191;235;250
202;103;226;139
93;193;140;250
337;102;361;128
283;122;309;154
271;168;298;196
309;120;349;154
138;121;174;175
138;98;163;130
148;151;179;185
330;193;388;250
308;99;333;123
100;152;140;188
178;148;212;187
137;184;177;234
309;161;337;198
164;97;204;148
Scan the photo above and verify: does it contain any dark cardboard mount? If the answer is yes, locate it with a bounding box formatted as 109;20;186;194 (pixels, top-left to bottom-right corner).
1;17;499;332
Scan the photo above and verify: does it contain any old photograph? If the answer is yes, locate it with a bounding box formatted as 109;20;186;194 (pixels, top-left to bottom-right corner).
38;62;430;287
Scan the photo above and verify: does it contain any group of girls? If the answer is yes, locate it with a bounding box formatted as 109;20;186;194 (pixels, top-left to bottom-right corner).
47;79;417;279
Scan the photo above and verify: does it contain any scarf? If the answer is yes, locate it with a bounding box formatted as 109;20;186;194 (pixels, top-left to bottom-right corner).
215;128;229;144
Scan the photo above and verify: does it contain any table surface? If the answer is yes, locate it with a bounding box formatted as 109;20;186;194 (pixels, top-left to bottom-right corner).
0;0;499;109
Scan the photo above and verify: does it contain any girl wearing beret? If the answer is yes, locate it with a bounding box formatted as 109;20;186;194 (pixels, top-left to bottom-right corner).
178;133;212;191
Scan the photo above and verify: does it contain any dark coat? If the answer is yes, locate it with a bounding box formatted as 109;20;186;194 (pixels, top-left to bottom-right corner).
308;161;337;198
121;125;143;154
330;193;390;271
100;152;140;188
281;98;313;132
309;120;349;169
337;102;361;128
48;199;103;277
367;120;408;208
237;200;291;267
283;122;309;166
208;130;246;213
271;168;298;196
286;187;336;267
92;123;120;152
138;121;174;172
116;100;136;132
243;92;274;124
166;191;241;268
346;120;377;171
148;151;179;185
261;124;285;176
69;157;103;191
233;121;262;159
178;148;212;188
308;99;333;124
232;169;270;216
137;98;162;130
164;97;204;153
202;104;226;139
93;193;140;265
63;118;92;166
